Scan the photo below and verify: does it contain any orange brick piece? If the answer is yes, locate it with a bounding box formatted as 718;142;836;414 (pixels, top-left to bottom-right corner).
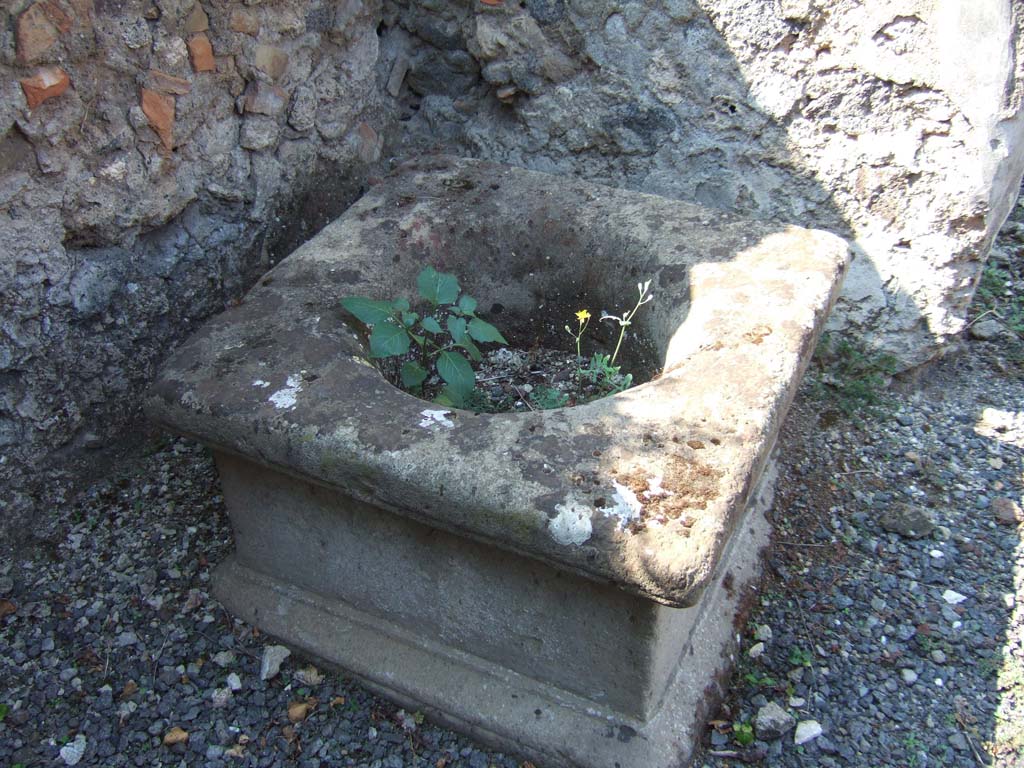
141;88;175;150
20;66;71;109
187;33;216;72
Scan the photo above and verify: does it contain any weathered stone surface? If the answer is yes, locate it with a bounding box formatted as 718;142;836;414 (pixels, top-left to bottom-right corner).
230;9;260;35
969;318;1003;340
993;496;1024;525
187;33;216;72
0;1;384;541
210;452;775;768
756;701;796;740
880;503;935;539
243;82;287;116
239;116;280;150
254;45;289;80
16;1;70;64
386;0;1024;368
147;158;839;767
140;88;175;150
183;4;209;33
147;69;192;96
20;67;71;110
146;156;849;606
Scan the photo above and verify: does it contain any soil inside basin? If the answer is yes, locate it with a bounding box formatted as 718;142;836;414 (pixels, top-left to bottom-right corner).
377;343;659;412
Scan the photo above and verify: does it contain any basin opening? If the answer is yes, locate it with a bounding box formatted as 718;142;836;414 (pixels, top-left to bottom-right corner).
346;196;682;407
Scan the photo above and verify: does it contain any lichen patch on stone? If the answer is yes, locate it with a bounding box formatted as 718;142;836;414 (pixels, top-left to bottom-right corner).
418;409;454;429
253;379;270;388
268;374;302;410
549;501;593;546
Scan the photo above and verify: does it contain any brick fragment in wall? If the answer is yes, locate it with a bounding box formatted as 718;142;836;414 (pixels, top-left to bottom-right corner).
20;67;71;110
140;88;175;150
16;1;71;64
254;45;289;81
148;70;192;96
188;33;216;73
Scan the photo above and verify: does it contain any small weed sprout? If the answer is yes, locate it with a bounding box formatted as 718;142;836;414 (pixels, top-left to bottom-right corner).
788;646;813;668
733;721;755;746
565;309;591;385
601;280;653;366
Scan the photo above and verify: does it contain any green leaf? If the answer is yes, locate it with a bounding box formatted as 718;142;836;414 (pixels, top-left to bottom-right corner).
417;267;460;306
0;703;8;721
369;322;410;358
401;311;419;327
459;337;483;362
401;361;428;388
468;317;508;344
447;316;468;345
420;316;443;334
392;298;410;312
434;387;461;407
436;350;474;397
458;295;478;314
341;297;394;325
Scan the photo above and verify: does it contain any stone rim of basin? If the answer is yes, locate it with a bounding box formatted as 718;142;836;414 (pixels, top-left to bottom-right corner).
146;156;849;607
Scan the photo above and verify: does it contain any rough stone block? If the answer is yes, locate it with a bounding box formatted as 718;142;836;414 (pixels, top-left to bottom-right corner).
254;45;289;80
147;69;192;96
243;82;287;116
147;157;849;767
229;9;260;35
184;4;209;34
16;1;69;64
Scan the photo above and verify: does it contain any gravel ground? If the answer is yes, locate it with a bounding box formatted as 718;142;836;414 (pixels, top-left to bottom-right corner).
3;210;1023;767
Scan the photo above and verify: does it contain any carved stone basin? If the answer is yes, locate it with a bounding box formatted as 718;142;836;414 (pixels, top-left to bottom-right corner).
146;156;848;767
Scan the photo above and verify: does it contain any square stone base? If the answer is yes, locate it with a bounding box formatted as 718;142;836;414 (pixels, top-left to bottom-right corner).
211;451;776;768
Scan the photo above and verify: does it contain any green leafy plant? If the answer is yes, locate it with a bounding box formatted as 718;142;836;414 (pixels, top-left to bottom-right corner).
341;267;507;407
811;333;899;417
529;385;570;410
733;721;755;746
0;703;8;721
743;672;777;688
789;646;813;668
583;353;634;396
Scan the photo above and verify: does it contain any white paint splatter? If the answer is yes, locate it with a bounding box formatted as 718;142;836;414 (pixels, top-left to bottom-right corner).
550;502;593;546
598;481;644;528
418;409;454;429
268;374;303;410
252;379;270;388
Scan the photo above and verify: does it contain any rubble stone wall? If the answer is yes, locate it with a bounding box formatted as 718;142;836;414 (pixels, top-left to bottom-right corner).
3;0;1024;539
0;0;390;526
384;0;1024;363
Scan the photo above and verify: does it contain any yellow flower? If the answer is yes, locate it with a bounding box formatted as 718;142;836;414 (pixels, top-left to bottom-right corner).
575;309;591;323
